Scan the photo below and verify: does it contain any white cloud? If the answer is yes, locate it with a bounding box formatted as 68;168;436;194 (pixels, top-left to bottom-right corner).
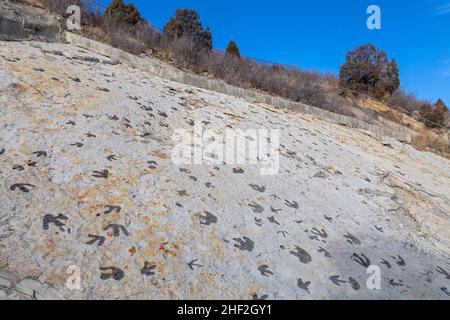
428;2;450;17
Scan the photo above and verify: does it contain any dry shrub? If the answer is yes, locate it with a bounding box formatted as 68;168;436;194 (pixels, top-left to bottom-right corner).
15;0;46;8
412;129;450;157
165;36;209;70
386;89;424;113
133;22;161;49
160;41;329;109
100;11;160;53
107;29;146;54
81;25;108;44
100;17;144;54
41;0;81;14
419;99;449;128
206;53;328;108
379;109;403;123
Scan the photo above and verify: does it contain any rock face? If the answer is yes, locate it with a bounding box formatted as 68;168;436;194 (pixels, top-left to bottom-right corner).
0;41;450;300
0;0;62;42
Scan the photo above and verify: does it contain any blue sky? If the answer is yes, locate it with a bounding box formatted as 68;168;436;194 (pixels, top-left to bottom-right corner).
97;0;450;103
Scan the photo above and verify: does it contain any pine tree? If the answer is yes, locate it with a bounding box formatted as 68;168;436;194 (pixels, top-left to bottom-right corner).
106;0;143;26
339;44;400;99
163;9;212;50
385;59;400;96
226;41;240;58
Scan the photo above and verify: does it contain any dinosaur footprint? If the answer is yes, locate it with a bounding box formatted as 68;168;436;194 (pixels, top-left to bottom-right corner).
436;267;450;280
10;183;35;193
344;232;361;245
297;278;311;294
348;277;361;291
290;246;312;264
92;170;109;179
258;265;274;277
104;205;122;215
352;253;371;268
285;200;299;209
43;214;68;232
86;234;105;246
103;224;129;237
329;275;346;286
100;267;124;281
141;262;157;276
248;201;264;213
199;211;218;226
233;237;255;252
250;184;266;193
392;255;406;266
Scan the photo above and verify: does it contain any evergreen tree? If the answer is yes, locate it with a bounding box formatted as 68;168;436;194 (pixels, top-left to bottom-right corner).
226;40;240;58
163;9;212;50
339;44;400;99
106;0;143;26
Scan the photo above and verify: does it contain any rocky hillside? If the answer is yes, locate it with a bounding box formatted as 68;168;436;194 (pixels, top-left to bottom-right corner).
0;40;449;300
0;0;62;42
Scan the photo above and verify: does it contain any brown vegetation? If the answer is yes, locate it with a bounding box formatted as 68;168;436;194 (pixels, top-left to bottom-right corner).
419;99;449;128
226;41;240;58
412;128;449;158
339;44;400;100
386;88;424;113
